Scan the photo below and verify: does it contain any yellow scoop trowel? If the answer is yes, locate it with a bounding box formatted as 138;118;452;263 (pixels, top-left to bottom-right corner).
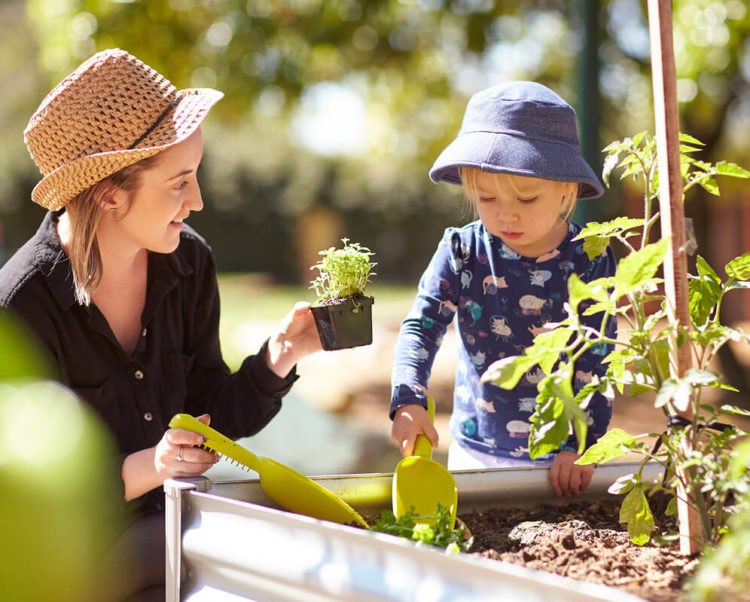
392;396;458;528
169;413;368;528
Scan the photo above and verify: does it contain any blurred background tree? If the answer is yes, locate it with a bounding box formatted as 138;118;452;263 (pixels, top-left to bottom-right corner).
2;0;749;293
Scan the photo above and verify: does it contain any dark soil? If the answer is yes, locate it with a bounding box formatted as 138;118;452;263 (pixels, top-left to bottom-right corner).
460;497;698;602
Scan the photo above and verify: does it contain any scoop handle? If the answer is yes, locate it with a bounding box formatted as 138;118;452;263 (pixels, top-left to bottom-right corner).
168;413;261;472
412;396;436;459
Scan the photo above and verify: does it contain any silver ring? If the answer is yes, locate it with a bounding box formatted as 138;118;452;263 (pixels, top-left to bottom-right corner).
176;447;184;462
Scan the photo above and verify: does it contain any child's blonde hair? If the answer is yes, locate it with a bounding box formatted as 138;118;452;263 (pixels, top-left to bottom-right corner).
458;167;580;221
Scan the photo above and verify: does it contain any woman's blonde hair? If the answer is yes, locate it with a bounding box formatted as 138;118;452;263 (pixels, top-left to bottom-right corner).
65;154;161;306
458;167;580;221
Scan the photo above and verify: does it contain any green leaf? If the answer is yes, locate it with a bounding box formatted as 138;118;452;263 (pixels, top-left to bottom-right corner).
602;152;619;188
582;235;610;262
575;218;643;260
568;275;614;315
608;472;637;495
688;271;720;327
696;255;722;284
655;378;692;412
614;238;670;298
714;161;750;179
725;253;750;281
679;132;704;146
620;162;642;181
685;368;722;387
577;428;637;464
529;394;570;458
620;487;655;546
528;369;590;458
530;329;573;375
481;355;538;390
632;131;647;147
696;175;720;196
728;438;750;479
720;405;750;418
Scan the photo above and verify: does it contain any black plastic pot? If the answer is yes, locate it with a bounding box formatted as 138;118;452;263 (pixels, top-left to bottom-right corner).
310;296;374;351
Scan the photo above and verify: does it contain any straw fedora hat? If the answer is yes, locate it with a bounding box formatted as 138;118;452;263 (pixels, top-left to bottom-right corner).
24;48;223;210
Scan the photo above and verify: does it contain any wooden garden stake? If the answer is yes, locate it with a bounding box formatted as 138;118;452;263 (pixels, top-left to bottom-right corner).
646;0;703;554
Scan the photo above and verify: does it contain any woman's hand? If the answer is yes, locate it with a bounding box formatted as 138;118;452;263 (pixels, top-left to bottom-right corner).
266;302;323;377
154;413;218;478
391;403;439;457
121;414;218;501
549;450;594;497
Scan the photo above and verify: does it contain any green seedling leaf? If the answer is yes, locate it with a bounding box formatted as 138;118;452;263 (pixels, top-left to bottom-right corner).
696;175;719;196
529;395;570;458
576;217;644;260
689;256;722;327
724;280;750;293
309;238;376;301
679;132;705;146
482;355;539;390
530;328;573;375
577;429;637;465
371;504;470;552
620;486;655;546
567;273;614;314
528;369;588;458
657;370;723;411
720;405;750;418
582;235;609;262
655;378;692;412
728;438;750;479
725;252;750;281
685;368;722;387
614;238;670;298
602;152;619;187
608;472;638;495
714;160;750;179
696;255;722;284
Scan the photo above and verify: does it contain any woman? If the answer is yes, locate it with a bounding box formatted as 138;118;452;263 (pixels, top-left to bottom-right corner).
0;48;323;600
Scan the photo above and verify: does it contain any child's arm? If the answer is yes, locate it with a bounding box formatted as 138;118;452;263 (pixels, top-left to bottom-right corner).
389;229;461;453
553;245;617;494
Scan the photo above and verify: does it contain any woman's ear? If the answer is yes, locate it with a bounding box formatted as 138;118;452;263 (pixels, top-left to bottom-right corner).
98;186;129;215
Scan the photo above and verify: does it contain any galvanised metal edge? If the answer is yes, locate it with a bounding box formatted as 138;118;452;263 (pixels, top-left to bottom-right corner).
166;462;660;601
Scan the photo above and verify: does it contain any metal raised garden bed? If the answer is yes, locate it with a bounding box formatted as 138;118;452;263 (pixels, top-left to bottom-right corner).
165;462;662;602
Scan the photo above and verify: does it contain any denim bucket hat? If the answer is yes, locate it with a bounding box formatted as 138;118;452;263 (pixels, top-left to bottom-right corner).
429;81;604;199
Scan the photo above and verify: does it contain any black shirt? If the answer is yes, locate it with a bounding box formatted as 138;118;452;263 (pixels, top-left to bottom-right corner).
0;210;297;513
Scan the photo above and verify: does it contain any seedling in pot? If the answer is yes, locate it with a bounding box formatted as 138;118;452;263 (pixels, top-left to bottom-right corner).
309;238;377;350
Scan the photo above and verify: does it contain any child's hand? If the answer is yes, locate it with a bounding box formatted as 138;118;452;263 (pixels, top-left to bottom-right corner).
391;404;439;457
549;450;594;497
266;302;323;376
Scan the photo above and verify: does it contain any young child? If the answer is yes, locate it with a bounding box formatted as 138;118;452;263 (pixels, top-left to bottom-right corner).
390;81;616;497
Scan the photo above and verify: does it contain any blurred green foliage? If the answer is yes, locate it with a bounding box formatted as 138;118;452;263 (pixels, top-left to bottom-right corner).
0;310;123;601
2;0;750;283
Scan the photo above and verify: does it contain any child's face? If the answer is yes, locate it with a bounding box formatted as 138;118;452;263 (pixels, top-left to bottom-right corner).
470;171;574;258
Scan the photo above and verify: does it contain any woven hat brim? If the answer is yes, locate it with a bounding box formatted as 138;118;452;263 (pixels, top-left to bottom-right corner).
31;88;224;210
429;131;604;200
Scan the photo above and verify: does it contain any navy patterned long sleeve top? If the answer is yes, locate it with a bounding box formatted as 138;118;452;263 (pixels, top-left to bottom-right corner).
390;220;617;461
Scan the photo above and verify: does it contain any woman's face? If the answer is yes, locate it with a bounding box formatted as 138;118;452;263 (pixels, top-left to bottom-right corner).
469;171;574;258
108;128;204;255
